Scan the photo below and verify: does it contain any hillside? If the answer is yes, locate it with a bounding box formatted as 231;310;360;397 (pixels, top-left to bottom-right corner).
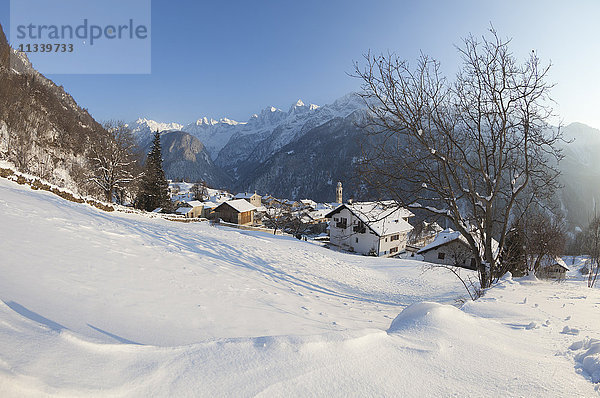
0;176;598;396
0;23;104;185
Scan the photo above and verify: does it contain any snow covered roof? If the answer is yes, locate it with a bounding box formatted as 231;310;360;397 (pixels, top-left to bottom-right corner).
300;199;317;207
312;209;329;217
176;207;192;214
202;201;218;209
186;200;204;208
216;199;257;213
234;192;260;199
531;255;569;271
418;229;465;254
326;201;414;237
417;228;499;257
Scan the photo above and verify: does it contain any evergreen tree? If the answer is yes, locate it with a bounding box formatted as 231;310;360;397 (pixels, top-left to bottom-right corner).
499;221;528;277
136;130;170;211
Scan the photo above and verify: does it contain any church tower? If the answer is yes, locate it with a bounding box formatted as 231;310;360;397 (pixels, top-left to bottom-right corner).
336;181;343;204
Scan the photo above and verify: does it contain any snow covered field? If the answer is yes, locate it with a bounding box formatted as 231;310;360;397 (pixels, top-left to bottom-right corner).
0;177;598;396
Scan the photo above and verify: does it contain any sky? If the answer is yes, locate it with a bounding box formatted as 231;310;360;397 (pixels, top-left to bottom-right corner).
1;0;600;128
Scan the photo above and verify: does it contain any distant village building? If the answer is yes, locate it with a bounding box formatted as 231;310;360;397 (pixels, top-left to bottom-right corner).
533;255;569;280
300;199;318;210
234;192;262;208
182;200;204;218
175;206;193;217
174;200;218;219
326;201;414;257
417;228;498;270
213;199;257;225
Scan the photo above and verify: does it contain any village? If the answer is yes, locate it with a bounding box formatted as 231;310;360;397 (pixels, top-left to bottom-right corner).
163;180;572;281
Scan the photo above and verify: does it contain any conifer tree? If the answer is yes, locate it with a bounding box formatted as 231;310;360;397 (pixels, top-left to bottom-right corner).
136;130;170;211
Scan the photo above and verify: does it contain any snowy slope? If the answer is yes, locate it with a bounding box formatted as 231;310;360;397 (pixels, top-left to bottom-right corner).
0;178;469;346
0;178;598;396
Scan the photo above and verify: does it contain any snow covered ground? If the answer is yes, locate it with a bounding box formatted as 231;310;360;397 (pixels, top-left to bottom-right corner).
0;177;598;396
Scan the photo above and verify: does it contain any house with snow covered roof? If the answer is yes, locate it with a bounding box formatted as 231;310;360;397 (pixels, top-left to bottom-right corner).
175;200;218;219
213;199;257;225
532;255;569;280
325;201;414;257
233;192;262;208
175;206;193;217
417;228;499;270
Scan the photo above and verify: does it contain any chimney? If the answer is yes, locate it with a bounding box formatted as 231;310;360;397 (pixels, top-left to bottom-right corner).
336;181;343;204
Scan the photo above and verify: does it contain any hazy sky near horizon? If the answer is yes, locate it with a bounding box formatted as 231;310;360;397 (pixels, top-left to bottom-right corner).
1;0;600;128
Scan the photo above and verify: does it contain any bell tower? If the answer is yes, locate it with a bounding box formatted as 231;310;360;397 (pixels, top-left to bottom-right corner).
336;181;343;204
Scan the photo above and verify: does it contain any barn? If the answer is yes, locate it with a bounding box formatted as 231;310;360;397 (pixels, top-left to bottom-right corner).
213;199;257;225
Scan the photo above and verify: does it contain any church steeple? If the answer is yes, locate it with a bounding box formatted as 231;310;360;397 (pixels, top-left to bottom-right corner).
336;181;343;204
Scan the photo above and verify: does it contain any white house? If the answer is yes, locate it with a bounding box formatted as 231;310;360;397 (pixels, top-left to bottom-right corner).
417;228;498;270
325;201;414;257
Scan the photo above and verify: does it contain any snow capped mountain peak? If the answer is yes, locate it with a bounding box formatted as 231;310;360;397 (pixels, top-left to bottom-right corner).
195;117;218;126
193;117;241;127
128;119;183;136
287;99;319;114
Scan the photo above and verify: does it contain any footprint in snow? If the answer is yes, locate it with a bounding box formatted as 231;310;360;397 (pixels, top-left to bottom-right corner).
525;322;538;330
561;326;580;335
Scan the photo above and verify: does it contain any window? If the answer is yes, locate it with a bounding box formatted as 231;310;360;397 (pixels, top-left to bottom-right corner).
336;217;347;229
390;247;398;254
391;234;400;241
438;252;446;260
355;237;359;243
353;221;366;233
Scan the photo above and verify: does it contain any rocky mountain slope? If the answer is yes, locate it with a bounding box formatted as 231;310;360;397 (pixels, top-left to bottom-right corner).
131;93;367;197
0;23;106;191
237;110;368;202
142;130;231;187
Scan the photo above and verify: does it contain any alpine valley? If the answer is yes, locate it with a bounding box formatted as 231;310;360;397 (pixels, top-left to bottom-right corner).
128;93;368;202
129;98;600;232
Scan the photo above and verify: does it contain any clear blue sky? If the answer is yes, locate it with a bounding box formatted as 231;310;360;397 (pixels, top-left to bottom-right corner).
2;0;600;128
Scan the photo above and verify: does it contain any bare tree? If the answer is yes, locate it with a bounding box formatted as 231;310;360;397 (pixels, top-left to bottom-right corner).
191;181;209;201
355;28;563;289
424;262;482;301
87;121;137;203
3;102;44;173
523;211;566;275
262;200;293;234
